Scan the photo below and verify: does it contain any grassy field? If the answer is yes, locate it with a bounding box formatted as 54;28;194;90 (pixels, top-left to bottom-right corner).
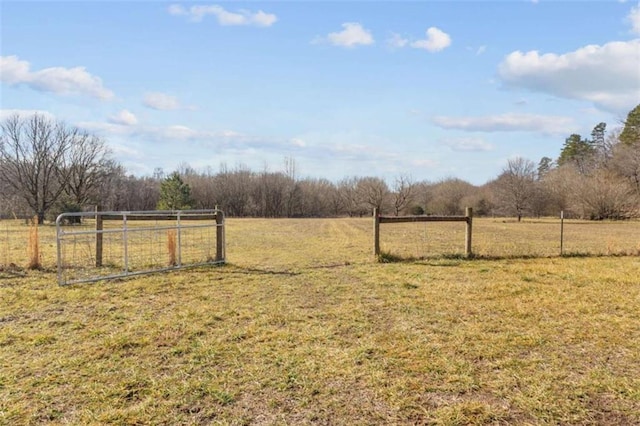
1;218;640;424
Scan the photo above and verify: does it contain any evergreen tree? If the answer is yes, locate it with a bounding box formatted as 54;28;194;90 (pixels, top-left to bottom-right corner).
157;172;193;210
620;104;640;146
590;122;611;161
537;156;554;180
558;134;595;174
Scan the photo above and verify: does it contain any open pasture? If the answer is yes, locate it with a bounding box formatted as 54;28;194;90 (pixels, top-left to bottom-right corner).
1;218;640;424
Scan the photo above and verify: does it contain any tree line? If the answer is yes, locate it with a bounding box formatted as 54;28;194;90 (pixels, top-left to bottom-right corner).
1;104;639;223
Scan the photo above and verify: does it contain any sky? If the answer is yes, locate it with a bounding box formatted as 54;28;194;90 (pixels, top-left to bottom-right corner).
1;1;639;185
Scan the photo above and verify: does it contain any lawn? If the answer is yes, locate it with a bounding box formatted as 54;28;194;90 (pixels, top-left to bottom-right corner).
1;218;640;424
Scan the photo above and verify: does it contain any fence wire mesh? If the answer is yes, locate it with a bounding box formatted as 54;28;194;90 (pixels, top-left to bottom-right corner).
53;210;224;285
2;216;639;281
378;218;640;259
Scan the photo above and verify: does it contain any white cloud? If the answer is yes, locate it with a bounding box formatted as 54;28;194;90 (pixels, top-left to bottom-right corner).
476;45;487;55
628;5;640;34
167;4;186;16
79;119;243;145
291;138;306;147
442;137;495;152
410;27;452;52
498;40;640;112
108;109;138;126
168;4;277;27
77;121;133;136
0;55;114;100
410;158;439;168
143;92;194;111
322;23;374;48
0;109;55;121
163;125;198;140
387;33;408;49
431;113;577;134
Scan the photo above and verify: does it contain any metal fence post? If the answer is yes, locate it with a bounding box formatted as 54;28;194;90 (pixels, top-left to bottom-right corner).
123;213;129;273
95;205;103;267
177;211;182;267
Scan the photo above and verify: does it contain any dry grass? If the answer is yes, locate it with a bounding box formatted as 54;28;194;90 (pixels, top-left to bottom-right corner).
167;229;177;267
27;218;41;270
1;218;640;424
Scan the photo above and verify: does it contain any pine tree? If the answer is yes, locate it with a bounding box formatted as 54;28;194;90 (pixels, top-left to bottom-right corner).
157;172;193;210
620;104;640;146
557;134;595;174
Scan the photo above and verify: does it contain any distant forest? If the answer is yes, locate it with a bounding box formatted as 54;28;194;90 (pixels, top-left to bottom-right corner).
1;104;639;223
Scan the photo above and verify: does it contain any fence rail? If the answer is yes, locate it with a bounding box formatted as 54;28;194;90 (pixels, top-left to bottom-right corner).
374;208;473;258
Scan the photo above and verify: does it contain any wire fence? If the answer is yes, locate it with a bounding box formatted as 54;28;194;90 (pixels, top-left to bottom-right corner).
2;216;639;280
378;217;640;259
0;210;225;283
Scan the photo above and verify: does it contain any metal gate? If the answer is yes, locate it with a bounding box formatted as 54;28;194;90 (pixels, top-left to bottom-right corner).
56;209;225;285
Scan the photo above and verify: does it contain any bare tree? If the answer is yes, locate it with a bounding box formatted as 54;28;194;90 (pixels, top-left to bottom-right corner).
94;163;127;211
0;178;27;218
297;178;337;217
65;136;114;208
428;178;476;215
541;166;577;215
325;180;346;216
391;174;415;215
0;114;78;223
338;177;363;217
356;176;389;214
572;169;635;219
611;132;640;197
494;157;537;221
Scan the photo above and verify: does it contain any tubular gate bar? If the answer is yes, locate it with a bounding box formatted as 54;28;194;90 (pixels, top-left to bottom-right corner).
56;209;225;285
373;207;473;258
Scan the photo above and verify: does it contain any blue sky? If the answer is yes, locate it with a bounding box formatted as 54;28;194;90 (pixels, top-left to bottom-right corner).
2;1;639;184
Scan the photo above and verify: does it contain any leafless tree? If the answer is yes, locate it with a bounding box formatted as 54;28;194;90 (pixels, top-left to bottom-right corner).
541;166;578;215
0;114;79;223
356;176;389;214
428;178;476;215
610;138;640;196
183;168;218;209
391;174;415;215
338;177;364;217
297;178;336;217
493;157;537;221
65;136;114;208
214;164;254;216
572;169;635;219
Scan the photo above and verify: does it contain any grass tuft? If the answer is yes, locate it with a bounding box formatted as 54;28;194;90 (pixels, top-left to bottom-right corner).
27;217;41;270
167;229;177;267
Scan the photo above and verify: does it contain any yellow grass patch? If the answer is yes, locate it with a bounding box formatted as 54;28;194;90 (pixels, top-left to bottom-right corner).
1;218;640;424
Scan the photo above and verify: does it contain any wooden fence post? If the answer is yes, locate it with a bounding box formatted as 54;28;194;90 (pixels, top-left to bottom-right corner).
216;210;225;261
373;208;380;258
465;207;473;258
560;210;564;256
95;205;103;267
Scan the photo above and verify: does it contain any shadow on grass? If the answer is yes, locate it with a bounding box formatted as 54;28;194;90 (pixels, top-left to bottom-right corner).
223;263;301;276
376;250;640;264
